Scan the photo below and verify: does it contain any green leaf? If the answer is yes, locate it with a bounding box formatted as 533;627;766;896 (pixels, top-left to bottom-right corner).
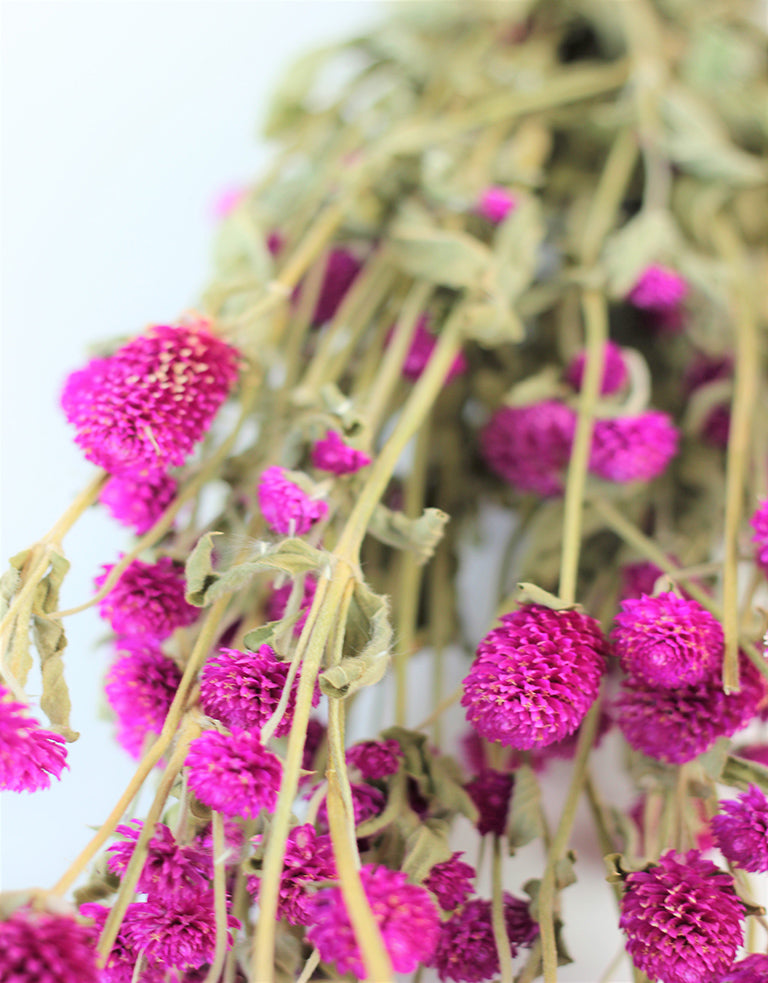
262;44;340;137
514;583;581;612
458;298;524;348
507;765;544;850
0;550;27;620
243;617;297;652
389;219;493;289
400;820;453;883
366;505;449;564
696;736;731;782
321;581;392;699
490;195;545;304
34;552;78;742
722;754;768;795
320;647;389;699
602;209;684;299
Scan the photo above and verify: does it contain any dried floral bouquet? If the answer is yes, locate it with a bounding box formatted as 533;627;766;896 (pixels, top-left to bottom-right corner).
3;1;768;981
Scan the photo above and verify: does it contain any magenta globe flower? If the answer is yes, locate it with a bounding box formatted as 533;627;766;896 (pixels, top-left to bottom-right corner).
711;785;768;873
589;411;679;483
0;908;100;983
0;686;68;793
95;557;198;640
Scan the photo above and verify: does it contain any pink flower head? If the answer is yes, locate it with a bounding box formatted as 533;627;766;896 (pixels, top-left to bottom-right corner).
346;738;403;780
306;863;441;978
311;430;371;475
61;322;240;473
564;340;628;396
462;605;608;750
186;728;282;820
80;902;164;983
612;591;723;688
265;575;317;637
107;821;212;899
589;411;679;483
247;823;336;926
316;781;385;831
0;908;99;983
616;654;765;764
0;686;68;792
627;264;689;312
100;469;177;535
430;895;539;982
481;401;576;496
476;186;517;224
400;316;468;384
620;560;667;600
257;466;327;535
104;641;182;759
95;557;198;639
619;849;745;983
465;768;514;837
711;785;768;873
310;249;361;326
718;953;768;982
199;644;319;737
750;498;768;575
734;743;768;768
120;894;237;972
424;853;476;911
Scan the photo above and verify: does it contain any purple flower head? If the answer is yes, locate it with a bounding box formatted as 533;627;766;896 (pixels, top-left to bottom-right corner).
306;864;441;978
399;316;468;384
199;645;319;738
302;716;327;775
80;902;165;983
612;591;723;688
476;186;517;224
734;743;768;768
257;466;328;535
0;686;68;793
480;401;577;496
107;821;212;899
627;264;689;312
717;953;768;982
462;605;608;750
465;769;514;837
684;354;734;396
711;785;768;873
265;575;317;637
121;893;238;972
104;641;182;759
430;895;538;982
186;728;282;820
564;340;628;396
311;430;371;475
616;655;765;764
247;823;337;926
61;321;240;473
589;411;679;483
95;557;198;639
0;908;99;983
310;249;361;325
620;560;667;600
317;781;385;831
100;469;177;535
424;852;476;911
750;498;768;575
620;850;745;983
346;738;403;780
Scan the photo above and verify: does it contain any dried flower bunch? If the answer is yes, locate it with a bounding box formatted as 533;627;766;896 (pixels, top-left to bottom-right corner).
3;1;768;981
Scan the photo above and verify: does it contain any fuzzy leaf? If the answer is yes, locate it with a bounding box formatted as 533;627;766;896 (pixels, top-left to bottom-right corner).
507;765;544;850
490;195;544;303
0;550;27;620
262;44;339;137
389;220;493;289
322;582;392;699
515;583;580;612
458;298;524;347
721;754;768;795
243;617;297;652
602;209;683;299
320;648;389;699
184;533;221;606
400;820;453;883
366;506;449;564
696;736;732;781
34;552;78;742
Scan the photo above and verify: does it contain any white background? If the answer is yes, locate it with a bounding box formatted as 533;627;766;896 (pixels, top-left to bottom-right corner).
7;3;759;981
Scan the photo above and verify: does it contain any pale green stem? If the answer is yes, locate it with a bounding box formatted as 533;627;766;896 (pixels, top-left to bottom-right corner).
296;950;321;983
492;836;513;983
203;812;228;983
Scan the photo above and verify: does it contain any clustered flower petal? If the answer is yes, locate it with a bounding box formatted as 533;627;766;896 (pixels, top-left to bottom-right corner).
346;738;403;780
0;908;100;983
430;895;538;982
107;821;212;898
311;430;371;475
564;340;628;396
620;560;667;600
424;853;476;911
750;498;768;575
476;186;517;224
95;557;198;639
465;768;514;836
80;903;165;983
306;864;441;978
589;411;679;483
104;642;182;759
711;785;768;873
616;655;764;764
100;469;177;535
401;317;468;384
480;401;576;496
310;249;361;325
61;322;239;473
717;953;768;982
257;466;328;535
247;824;336;925
0;686;68;793
612;591;723;688
627;264;688;312
619;849;745;983
199;644;319;737
265;575;317;637
186;728;282;820
462;605;608;750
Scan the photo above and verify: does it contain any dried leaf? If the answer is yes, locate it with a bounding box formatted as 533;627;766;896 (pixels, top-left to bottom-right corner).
0;550;27;620
34;552;78;742
602;209;683;299
507;765;544;850
322;582;392;699
515;583;580;612
458;298;524;348
366;506;449;564
243;617;297;652
319;648;389;699
400;820;453;883
262;45;340;137
721;754;768;795
389;218;493;289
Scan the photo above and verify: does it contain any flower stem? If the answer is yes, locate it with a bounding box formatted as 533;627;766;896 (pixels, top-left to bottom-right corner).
203;811;229;983
492;835;513;983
